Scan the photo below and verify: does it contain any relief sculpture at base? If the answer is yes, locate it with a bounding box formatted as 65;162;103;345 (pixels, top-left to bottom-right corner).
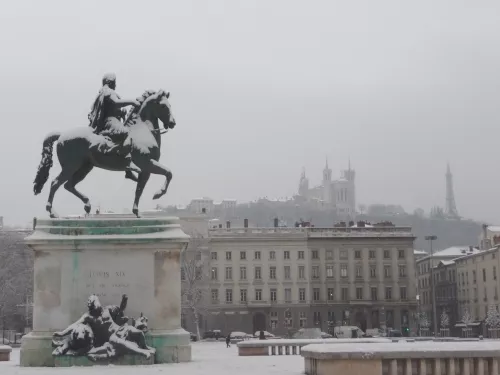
52;294;155;361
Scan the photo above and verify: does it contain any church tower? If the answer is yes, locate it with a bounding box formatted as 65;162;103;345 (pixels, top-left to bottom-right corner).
445;163;459;218
298;167;309;198
323;157;332;204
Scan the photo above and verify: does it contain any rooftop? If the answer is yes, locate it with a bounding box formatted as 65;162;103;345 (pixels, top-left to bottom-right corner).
418;246;480;262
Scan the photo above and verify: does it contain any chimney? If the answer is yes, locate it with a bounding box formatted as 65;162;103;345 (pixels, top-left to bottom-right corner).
226;221;231;229
274;218;279;228
244;219;248;228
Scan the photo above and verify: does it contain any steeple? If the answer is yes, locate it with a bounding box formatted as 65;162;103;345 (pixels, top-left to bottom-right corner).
323;156;332;182
445;163;459;218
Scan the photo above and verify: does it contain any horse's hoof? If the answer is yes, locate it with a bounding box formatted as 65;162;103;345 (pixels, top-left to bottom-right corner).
132;208;140;218
152;190;165;200
84;203;91;214
50;211;59;219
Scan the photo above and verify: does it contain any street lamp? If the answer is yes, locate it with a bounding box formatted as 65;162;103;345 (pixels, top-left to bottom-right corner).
425;235;438;337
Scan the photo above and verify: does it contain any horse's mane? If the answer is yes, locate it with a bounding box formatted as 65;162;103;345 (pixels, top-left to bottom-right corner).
123;90;160;127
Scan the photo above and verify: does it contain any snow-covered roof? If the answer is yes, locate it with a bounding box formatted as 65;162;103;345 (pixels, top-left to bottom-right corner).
437;260;455;267
349;224;374;228
414;250;428;255
433;246;479;257
487;226;500;233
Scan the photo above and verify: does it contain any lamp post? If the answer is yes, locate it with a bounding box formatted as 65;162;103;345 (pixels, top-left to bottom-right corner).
425;235;438;337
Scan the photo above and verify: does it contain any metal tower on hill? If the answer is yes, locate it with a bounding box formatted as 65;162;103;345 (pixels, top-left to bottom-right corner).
445;163;459;218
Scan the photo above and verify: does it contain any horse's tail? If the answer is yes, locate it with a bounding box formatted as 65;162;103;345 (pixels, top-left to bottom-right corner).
33;132;61;195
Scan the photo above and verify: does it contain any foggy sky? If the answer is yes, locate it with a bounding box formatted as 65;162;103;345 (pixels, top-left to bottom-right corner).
1;0;499;226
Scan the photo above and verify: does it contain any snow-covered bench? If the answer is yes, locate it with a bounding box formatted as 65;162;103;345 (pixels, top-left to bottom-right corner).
237;338;391;356
301;341;500;375
0;345;12;361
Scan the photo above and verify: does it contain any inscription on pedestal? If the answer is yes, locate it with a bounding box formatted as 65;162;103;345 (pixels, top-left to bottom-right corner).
85;270;130;298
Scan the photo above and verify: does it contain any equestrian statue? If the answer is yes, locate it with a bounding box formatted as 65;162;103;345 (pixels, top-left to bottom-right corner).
33;73;176;217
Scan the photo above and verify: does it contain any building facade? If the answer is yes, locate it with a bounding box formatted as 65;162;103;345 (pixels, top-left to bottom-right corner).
185;224;417;336
297;160;356;217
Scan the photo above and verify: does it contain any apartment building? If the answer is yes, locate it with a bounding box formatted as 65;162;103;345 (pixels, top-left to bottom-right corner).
188;224;417;336
455;246;500;322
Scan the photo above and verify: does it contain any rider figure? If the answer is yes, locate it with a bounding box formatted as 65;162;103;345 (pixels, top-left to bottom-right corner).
88;73;141;175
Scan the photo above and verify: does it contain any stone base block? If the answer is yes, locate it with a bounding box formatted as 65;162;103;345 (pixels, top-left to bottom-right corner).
54;354;154;367
146;329;192;363
20;333;55;367
238;346;269;356
0;345;12;361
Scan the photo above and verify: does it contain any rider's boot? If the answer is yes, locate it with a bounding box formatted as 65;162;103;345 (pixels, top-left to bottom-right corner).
125;154;141;174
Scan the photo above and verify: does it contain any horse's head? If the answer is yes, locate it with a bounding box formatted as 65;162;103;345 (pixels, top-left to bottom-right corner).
132;313;149;332
138;90;176;130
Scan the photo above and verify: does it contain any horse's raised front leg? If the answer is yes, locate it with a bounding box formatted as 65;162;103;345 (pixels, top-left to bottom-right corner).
46;171;71;218
64;162;94;214
143;159;172;200
132;172;151;218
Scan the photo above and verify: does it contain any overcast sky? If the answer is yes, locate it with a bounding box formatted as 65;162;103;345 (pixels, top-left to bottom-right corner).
1;0;499;226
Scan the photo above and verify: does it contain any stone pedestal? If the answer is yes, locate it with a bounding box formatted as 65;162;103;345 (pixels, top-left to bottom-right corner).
20;215;191;367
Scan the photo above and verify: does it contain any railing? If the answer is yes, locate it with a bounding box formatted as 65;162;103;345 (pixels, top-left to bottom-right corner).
302;341;500;375
237;338;391;356
488;328;500;339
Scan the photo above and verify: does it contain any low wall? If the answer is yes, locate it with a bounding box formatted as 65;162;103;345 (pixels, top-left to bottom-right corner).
237;338;391;356
301;341;500;375
0;345;12;361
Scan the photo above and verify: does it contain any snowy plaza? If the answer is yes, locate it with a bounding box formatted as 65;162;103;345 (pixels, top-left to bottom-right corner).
1;342;302;375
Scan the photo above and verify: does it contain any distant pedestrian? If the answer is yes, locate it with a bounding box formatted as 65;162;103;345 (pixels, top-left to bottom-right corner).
226;333;231;348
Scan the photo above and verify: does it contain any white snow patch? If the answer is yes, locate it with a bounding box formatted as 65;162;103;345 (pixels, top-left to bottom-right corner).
0;342;303;375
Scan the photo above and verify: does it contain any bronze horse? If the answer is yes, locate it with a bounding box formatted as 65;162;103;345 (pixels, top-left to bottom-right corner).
33;90;176;218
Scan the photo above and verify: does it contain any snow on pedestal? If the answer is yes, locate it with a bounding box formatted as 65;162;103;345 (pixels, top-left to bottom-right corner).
20;216;190;367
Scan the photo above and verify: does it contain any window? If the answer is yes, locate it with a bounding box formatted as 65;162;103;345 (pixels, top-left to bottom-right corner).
371;287;377;301
211;267;218;280
355;250;361;259
195;267;202;280
312;266;320;279
494;267;497;281
313;311;321;325
299;266;305;279
473;270;476;283
270;266;277;279
270;311;278;329
226;289;233;303
284;266;291;279
284;251;290;260
400;286;407;300
255;267;261;280
211;252;217;260
370;266;376;278
327;288;334;301
341;264;348;278
240;289;247;302
211;289;219;302
240;251;246;260
298;251;305;259
384;266;391;278
240;267;247;280
369;250;376;259
226;251;232;261
483;269;487;282
385;287;392;300
326;250;333;260
399;266;406;277
356;287;363;300
299;312;307;328
340;250;348;259
384;250;390;259
312;250;319;259
195;252;201;261
356;266;362;278
341;287;348;301
225;267;232;280
255;251;261;260
313;288;320;301
285;310;293;327
270;251;276;260
299;288;306;302
285;288;292;302
270;289;277;302
326;265;334;278
255;289;262;301
398;250;405;259
181;268;185;281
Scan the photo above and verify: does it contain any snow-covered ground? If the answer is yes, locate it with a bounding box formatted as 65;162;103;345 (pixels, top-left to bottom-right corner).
0;342;303;375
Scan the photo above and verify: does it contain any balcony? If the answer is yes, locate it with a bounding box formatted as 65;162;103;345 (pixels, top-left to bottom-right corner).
248;300;270;307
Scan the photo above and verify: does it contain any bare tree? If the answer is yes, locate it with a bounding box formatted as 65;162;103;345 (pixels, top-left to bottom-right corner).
440;310;449;328
485;305;500;328
0;230;33;335
181;234;209;340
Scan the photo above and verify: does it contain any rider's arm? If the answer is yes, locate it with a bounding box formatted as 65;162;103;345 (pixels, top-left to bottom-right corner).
53;314;87;337
108;92;139;108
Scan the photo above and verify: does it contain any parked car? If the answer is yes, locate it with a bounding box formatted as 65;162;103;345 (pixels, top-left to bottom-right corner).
189;332;198;342
387;329;402;337
202;330;223;340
